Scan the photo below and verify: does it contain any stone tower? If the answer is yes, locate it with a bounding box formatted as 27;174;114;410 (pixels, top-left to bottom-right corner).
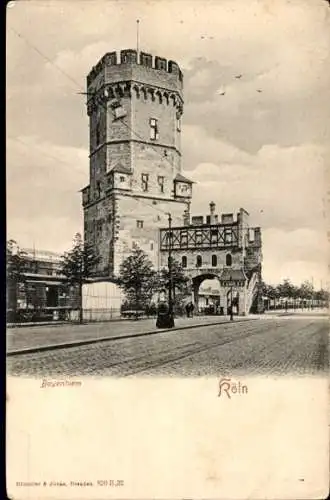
82;49;193;277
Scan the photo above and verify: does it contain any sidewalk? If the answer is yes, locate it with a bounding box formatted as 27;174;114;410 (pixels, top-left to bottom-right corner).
7;315;256;355
264;308;328;317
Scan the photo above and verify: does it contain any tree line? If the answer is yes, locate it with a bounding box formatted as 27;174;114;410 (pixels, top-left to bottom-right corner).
261;279;329;309
7;234;329;323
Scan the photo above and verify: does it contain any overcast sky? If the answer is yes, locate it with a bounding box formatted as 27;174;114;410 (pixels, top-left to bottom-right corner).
7;0;330;286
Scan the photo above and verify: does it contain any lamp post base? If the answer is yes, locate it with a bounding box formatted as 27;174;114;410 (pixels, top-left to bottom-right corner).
156;311;175;328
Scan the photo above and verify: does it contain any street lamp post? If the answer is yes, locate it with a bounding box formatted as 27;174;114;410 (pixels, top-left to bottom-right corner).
167;213;175;327
230;283;234;321
229;271;234;321
156;213;175;329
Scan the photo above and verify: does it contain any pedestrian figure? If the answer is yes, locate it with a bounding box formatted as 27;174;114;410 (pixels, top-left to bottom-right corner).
185;302;194;318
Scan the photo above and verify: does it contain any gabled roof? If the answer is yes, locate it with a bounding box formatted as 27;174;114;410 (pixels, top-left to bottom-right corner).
174;173;194;184
108;163;132;175
220;269;247;282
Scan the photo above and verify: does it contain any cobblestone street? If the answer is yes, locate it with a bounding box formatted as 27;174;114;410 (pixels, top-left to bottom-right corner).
7;315;252;353
7;317;328;377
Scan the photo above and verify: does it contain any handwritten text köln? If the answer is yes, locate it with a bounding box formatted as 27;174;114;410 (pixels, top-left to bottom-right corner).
218;378;248;399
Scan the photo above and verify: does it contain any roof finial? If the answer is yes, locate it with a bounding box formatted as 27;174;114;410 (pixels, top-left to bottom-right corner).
136;20;140;60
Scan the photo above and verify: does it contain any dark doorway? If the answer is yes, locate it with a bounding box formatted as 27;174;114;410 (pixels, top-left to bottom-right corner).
46;286;58;307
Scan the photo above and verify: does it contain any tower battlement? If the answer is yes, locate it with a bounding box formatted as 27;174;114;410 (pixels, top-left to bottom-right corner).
87;49;183;90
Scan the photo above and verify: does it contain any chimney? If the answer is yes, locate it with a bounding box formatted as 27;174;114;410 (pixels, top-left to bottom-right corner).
183;203;190;226
209;201;216;225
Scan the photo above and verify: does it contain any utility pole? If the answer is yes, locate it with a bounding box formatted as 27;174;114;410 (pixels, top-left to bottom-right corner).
229;271;234;321
167;213;175;327
136;20;140;59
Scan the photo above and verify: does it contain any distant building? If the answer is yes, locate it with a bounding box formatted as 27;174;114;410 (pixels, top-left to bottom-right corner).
198;286;221;314
10;248;123;322
17;248;67;311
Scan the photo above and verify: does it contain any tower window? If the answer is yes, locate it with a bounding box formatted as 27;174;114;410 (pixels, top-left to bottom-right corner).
158;175;164;193
226;254;232;267
196;255;202;268
182;256;187;268
95;109;102;146
120;176;125;182
96;181;101;199
212;255;217;267
137;220;144;229
96;119;101;145
141;173;149;192
150;118;159;140
177;117;181;132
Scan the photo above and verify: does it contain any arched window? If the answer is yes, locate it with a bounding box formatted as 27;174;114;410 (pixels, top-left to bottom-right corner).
212;255;217;267
196;255;202;268
226;254;232;266
181;256;187;268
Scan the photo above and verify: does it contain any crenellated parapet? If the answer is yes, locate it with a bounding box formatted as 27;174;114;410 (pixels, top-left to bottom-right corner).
86;80;184;116
87;49;183;87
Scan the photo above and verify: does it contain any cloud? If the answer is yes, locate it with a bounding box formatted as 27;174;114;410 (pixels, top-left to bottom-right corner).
184;140;327;233
7;136;87;250
262;228;329;285
6;0;330;285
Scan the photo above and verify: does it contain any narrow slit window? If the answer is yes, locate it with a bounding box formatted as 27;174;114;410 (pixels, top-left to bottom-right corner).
96;181;101;199
150;118;159;140
141;173;149;192
158;175;165;193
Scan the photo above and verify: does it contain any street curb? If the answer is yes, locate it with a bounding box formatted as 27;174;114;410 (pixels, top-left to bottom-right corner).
7;317;258;357
6;318;144;329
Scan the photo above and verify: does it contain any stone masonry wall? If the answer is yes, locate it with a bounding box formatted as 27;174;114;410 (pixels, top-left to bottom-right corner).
131;142;180;198
113;194;189;275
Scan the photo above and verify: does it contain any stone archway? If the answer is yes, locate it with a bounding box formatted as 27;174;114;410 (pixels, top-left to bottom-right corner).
191;273;221;314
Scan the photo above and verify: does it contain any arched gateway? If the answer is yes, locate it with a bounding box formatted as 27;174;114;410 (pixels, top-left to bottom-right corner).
159;203;263;315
